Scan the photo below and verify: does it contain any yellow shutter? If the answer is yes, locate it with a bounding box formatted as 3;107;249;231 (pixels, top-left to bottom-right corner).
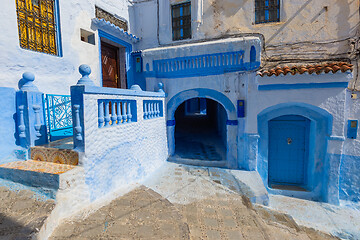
16;0;57;55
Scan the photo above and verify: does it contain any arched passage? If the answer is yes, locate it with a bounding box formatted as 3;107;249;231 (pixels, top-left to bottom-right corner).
167;88;238;168
174;98;227;162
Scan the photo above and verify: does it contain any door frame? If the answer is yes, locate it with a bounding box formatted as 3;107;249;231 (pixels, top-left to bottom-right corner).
257;102;333;201
98;30;133;89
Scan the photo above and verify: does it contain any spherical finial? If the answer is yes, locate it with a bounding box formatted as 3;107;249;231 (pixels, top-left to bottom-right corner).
22;72;35;82
76;64;95;86
19;72;38;91
130;85;142;91
79;64;91;77
157;82;165;93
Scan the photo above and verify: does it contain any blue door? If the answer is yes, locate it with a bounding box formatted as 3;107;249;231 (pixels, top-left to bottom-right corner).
268;115;309;186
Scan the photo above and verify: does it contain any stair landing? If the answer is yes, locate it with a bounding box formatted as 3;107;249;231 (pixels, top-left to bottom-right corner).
30;137;79;165
0;160;76;190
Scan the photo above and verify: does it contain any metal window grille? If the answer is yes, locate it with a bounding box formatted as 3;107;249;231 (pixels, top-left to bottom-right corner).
172;2;191;41
255;0;280;24
16;0;58;55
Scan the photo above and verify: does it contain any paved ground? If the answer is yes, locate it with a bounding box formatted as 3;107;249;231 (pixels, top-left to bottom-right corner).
0;186;55;239
50;163;337;240
269;195;360;239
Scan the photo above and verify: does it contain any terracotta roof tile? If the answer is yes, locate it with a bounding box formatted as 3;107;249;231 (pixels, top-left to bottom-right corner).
257;62;353;77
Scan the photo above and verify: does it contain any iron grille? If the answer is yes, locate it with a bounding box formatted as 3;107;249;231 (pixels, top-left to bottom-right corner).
16;0;58;55
172;2;191;41
44;94;73;139
255;0;280;24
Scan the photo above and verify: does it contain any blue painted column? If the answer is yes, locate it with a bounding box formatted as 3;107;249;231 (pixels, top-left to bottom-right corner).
16;72;48;150
71;64;95;152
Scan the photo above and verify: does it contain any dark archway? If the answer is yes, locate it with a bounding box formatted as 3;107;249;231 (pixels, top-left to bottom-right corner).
173;98;227;162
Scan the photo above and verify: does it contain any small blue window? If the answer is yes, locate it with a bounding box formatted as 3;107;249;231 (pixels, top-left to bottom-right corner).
172;2;191;41
255;0;280;24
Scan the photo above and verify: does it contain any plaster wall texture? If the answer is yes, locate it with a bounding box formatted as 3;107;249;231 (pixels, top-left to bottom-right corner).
338;91;360;202
83;93;168;201
132;0;358;64
0;0;131;94
250;72;351;135
249;72;351;203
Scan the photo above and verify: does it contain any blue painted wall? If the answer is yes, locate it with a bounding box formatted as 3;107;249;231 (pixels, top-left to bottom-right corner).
0;87;21;163
339;154;360;202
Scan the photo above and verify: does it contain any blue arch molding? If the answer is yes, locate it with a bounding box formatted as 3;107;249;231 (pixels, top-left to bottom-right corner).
257;102;333;202
167;88;237;122
146;51;260;78
98;30;134;88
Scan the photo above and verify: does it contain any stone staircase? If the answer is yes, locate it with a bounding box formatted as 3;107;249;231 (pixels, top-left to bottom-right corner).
0;138;82;198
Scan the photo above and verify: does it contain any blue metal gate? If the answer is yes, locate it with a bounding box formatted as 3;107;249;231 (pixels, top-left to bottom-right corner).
44;94;73;141
268;115;309;186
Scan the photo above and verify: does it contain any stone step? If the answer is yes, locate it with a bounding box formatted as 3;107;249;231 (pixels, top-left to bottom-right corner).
0;160;78;192
30;137;79;165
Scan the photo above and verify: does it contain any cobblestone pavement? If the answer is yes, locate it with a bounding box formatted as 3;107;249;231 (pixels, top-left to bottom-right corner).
0;186;55;239
50;164;337;240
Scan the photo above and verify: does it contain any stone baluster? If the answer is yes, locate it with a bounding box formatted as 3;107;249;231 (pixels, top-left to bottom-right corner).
156;102;160;117
104;100;110;126
121;101;127;123
149;103;153;118
111;101;117;124
18;105;26;138
116;101;122;124
98;100;104;128
33;105;41;137
127;102;132;123
73;105;83;141
144;102;148;119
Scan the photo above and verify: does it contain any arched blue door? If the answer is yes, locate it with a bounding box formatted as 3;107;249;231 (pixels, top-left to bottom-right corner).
268;115;310;187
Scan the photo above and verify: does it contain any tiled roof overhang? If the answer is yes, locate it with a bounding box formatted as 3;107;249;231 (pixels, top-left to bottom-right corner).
92;18;140;43
257;62;353;77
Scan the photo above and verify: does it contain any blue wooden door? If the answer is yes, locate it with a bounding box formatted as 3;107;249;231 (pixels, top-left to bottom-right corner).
268;115;309;186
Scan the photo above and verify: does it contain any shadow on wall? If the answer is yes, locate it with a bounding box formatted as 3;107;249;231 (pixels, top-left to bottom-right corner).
266;0;313;44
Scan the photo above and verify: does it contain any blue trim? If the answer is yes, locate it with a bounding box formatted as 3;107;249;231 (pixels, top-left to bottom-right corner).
167;120;176;126
328;135;345;141
98;30;134;88
54;0;62;57
258;82;348;91
78;85;164;97
257;102;333;203
147;51;260;78
167;88;236;120
226;120;238;125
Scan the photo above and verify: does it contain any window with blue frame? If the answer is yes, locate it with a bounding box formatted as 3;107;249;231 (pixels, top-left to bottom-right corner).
185;98;207;116
171;1;191;41
255;0;280;24
15;0;61;55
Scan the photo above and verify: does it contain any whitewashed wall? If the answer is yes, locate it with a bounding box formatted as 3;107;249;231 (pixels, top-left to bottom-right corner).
83;93;168;201
0;0;131;94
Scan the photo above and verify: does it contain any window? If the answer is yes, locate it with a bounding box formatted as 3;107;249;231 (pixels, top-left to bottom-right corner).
255;0;280;24
16;0;59;55
171;2;191;41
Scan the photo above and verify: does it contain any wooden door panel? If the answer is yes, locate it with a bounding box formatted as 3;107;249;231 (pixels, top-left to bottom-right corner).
101;42;119;88
268;117;309;186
